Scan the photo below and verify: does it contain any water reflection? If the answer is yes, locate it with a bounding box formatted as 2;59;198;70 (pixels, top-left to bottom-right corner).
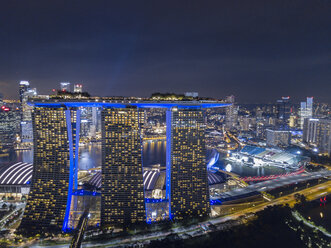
143;140;166;167
78;144;102;170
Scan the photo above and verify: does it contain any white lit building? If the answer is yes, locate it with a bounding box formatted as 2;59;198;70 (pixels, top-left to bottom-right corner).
74;84;83;93
60;82;71;92
303;118;331;156
299;97;313;129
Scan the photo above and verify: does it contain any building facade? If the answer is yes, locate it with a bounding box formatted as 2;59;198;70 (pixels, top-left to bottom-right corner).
266;129;291;147
19;81;30;103
19;107;79;233
299;97;313;129
101;107;146;228
277;96;291;127
303;118;331;156
166;108;210;220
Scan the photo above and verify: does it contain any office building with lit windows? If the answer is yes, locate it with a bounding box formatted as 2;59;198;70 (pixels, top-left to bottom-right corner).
74;84;83;93
19;107;80;233
101;107;146;228
266;128;291;147
299;97;313;129
225;95;237;129
303;118;331;156
276;96;291;127
19;81;30;103
166;108;210;220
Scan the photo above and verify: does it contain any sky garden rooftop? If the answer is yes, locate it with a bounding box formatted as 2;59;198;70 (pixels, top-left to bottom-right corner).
27;96;231;109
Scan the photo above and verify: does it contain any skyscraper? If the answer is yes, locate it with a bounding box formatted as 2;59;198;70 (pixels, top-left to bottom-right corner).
21;88;37;143
299;97;313;129
166;108;210;220
74;84;83;93
303;118;331;156
19;81;30;103
101;107;146;228
307;97;313;117
19;107;80;233
276;96;291;127
60;82;71;92
225;95;237;129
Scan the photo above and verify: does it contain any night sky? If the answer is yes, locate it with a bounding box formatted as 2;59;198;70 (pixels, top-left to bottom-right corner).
1;1;330;103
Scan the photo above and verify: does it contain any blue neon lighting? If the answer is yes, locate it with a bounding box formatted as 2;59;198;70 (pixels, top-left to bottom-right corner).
30;101;231;109
62;110;75;232
145;198;169;203
165;110;172;220
210;199;222;205
72;189;101;196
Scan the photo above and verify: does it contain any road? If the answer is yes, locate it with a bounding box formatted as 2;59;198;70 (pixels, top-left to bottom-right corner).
310;161;331;171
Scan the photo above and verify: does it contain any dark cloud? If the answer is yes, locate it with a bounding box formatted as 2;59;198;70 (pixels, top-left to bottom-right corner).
0;0;330;103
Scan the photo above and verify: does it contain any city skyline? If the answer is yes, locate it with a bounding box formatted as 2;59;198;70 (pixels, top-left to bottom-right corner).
1;1;331;103
0;1;330;247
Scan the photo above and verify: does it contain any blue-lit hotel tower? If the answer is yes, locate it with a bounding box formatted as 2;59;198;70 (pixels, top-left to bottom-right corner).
166;108;210;220
19;107;80;233
19;99;228;232
101;107;146;228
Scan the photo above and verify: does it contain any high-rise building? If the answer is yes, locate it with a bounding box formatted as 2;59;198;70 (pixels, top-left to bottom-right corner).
74;84;83;93
225;95;237;129
307;97;313;117
289;115;296;128
60;82;71;92
19;107;80;233
18;99;228;233
239;116;250;131
299;97;313;129
277;96;291;127
166;108;210;220
21;88;37;143
266;129;291;147
19;81;30;102
0;106;20;149
303;118;319;144
303;118;331;156
101;107;146;228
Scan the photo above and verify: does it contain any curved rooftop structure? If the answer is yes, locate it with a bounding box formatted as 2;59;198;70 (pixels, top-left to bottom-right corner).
0;162;32;185
88;170;225;190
